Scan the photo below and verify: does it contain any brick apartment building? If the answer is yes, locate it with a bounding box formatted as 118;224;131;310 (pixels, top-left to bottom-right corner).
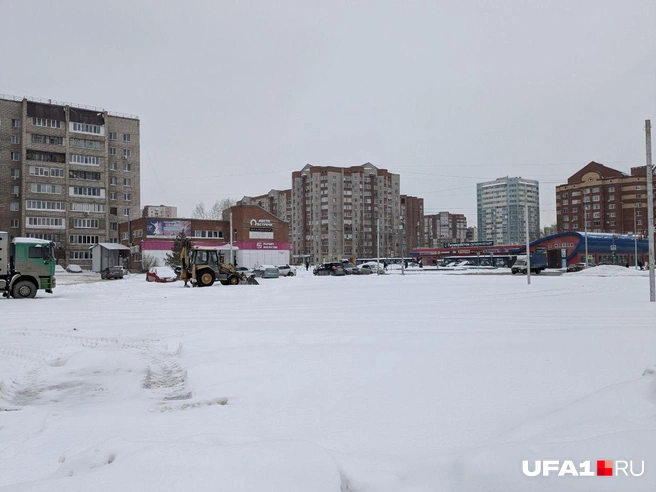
142;205;177;218
0;95;140;269
400;195;424;255
238;189;292;244
423;212;467;247
556;161;654;235
291;163;401;262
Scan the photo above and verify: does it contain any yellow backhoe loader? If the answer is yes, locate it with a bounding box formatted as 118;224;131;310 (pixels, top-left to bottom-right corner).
179;239;257;287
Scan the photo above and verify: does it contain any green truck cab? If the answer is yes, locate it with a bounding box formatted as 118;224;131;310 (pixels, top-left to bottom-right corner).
0;231;56;298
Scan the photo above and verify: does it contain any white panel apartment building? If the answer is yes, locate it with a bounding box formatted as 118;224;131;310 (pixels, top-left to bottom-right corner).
0;95;140;268
476;177;540;245
291;163;401;262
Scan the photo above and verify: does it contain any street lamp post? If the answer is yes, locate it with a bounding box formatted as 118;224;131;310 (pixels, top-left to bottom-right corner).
584;211;589;267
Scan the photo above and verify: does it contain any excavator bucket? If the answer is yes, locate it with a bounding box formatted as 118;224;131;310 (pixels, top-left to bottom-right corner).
240;274;258;285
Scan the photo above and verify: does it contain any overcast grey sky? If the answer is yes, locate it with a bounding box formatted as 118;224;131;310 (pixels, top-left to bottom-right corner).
2;0;655;226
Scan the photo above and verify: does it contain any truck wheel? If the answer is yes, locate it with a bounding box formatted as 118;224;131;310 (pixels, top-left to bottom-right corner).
288;272;294;277
535;269;541;275
228;275;239;285
12;280;37;299
197;269;215;287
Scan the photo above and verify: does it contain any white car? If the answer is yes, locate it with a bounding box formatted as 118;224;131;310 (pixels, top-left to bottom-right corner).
277;264;297;277
358;262;385;274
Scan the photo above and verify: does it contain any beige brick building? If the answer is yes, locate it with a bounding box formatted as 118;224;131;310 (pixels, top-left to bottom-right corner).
291;162;401;262
0;95;140;268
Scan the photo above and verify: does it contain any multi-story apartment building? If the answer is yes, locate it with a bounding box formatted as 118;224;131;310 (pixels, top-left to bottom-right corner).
142;205;177;218
0;95;140;268
400;195;424;255
423;212;467;247
555;161;654;235
465;226;478;242
238;189;292;224
477;176;540;245
291;162;401;262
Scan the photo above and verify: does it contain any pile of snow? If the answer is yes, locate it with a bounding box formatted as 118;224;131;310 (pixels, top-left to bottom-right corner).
574;265;650;277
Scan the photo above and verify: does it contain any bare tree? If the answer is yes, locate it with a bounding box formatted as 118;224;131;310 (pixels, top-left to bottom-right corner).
141;254;159;272
191;202;207;219
191;199;237;220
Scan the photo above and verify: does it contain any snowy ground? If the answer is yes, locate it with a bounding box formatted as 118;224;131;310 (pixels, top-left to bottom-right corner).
1;266;654;491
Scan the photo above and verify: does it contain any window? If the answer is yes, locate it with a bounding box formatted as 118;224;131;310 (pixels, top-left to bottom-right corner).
123;163;131;171
638;220;643;226
563;215;569;222
27;217;65;228
608;195;615;201
69;251;92;260
608;204;616;209
110;192;117;200
123;178;131;186
592;187;599;193
110;162;117;171
110;207;118;215
593;212;600;218
11;152;20;161
26;200;65;211
124;193;131;201
122;148;131;158
11;135;20;144
121;231;129;240
592;195;600;202
123;208;131;216
608;186;615;192
636;210;643;216
12;185;20;195
73;218;99;229
562;199;569;205
33;117;61;128
32;134;63;145
69;170;100;181
10;202;19;211
123;133;131;142
71;122;103;135
10;219;19;228
69;186;105;198
608;212;616;218
584;189;591;194
69;154;100;166
12;119;20;128
70;202;105;213
69;235;99;244
10;168;20;178
110;177;118;185
27;150;64;162
109;132;117;141
109;147;116;155
636;185;643;190
193;230;224;238
593;204;600;210
110;222;118;230
70;137;102;150
133;229;143;238
30;183;63;194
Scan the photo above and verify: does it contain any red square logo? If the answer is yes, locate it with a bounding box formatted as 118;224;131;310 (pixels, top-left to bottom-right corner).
597;460;613;476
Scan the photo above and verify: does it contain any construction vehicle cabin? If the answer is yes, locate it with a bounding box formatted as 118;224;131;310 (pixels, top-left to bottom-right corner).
0;231;56;298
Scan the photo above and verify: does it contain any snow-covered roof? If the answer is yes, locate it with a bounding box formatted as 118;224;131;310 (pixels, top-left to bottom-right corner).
91;243;131;251
12;237;52;245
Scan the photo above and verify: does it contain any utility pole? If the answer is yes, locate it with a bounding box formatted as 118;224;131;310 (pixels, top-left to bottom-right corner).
376;216;380;275
401;217;405;276
525;202;531;285
645;119;655;301
584;210;589;267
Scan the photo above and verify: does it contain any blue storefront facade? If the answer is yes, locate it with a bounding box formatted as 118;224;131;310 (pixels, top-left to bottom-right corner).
520;231;649;268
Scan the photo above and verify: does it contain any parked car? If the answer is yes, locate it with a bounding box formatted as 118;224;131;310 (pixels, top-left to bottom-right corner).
567;262;589;272
262;267;280;279
101;266;124;280
358;262;385;274
277;264;296;277
341;261;360;274
252;265;277;278
66;264;83;273
314;262;346;276
146;266;178;283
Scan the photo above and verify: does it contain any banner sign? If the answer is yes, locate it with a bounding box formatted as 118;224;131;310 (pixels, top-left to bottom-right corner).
443;241;493;248
146;220;191;238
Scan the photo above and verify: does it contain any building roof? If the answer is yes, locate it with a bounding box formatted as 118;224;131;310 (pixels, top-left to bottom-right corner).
91;243;131;251
565;161;626;185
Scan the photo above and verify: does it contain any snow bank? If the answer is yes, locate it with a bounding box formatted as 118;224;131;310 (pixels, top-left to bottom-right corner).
574;265;650;277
